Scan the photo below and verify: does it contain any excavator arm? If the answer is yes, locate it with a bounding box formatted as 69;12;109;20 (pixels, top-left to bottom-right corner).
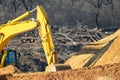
36;6;71;72
37;6;58;65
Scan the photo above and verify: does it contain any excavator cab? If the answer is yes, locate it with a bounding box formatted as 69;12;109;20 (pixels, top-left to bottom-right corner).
0;49;17;67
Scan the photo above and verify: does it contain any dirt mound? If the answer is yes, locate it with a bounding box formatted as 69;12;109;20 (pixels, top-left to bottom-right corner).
65;29;120;69
0;65;16;75
0;63;119;80
0;65;21;80
94;35;120;66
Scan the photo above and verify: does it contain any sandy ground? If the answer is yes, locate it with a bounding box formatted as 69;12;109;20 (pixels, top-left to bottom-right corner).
0;63;120;80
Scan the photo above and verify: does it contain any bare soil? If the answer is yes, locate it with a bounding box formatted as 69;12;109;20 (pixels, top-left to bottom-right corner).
0;63;120;80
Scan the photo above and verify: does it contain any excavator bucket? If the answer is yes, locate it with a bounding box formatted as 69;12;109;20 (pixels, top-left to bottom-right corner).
45;64;71;72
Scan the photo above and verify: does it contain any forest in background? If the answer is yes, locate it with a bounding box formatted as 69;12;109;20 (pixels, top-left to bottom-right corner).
0;0;119;29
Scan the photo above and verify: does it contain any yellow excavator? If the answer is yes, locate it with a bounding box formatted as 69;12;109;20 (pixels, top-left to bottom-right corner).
0;5;71;72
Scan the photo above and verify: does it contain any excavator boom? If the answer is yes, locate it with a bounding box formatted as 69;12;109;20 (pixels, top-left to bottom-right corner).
0;19;37;51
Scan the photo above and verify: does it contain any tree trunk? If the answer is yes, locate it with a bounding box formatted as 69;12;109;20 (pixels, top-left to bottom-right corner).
95;8;100;29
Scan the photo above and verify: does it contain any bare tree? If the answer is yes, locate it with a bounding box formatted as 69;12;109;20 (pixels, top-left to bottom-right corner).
106;0;115;26
21;0;28;11
107;0;113;9
86;0;104;29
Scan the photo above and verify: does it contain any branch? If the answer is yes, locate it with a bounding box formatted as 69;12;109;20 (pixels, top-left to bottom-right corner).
97;0;104;8
88;0;97;8
54;33;77;45
21;0;28;11
106;0;114;9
